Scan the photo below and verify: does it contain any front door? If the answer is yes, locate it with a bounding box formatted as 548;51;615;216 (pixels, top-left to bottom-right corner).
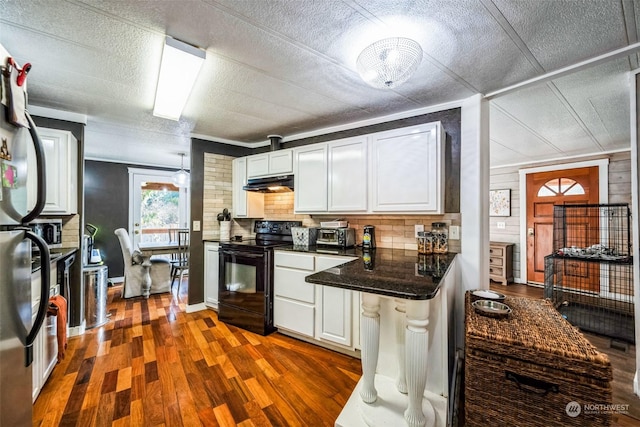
526;166;599;285
129;169;189;248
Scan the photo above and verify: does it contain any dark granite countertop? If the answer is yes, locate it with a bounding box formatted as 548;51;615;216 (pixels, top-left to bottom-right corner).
32;247;77;273
304;247;457;300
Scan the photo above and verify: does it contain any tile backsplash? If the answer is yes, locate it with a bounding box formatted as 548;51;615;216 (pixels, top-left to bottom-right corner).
231;192;461;252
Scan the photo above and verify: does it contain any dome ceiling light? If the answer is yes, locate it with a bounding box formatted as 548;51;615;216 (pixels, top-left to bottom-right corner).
356;37;423;89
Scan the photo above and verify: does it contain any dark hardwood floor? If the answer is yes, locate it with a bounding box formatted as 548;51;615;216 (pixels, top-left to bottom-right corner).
32;280;639;426
489;282;640;426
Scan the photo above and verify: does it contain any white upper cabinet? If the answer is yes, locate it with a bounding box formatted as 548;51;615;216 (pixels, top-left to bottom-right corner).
232;157;264;218
294;144;328;212
28;128;78;215
327;136;368;212
269;150;293;175
370;122;444;213
294;136;368;214
246;149;293;178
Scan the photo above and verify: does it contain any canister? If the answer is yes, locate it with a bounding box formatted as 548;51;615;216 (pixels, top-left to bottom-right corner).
431;222;448;254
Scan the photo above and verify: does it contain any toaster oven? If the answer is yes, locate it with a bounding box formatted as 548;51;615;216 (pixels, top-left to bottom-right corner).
316;227;355;248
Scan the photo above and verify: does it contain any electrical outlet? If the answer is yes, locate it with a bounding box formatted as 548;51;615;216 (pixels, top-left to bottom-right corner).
449;225;460;240
193;220;201;232
497;222;506;230
414;224;424;237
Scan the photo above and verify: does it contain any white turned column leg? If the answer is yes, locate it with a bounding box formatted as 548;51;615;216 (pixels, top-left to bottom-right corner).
360;293;381;404
142;261;152;299
395;299;407;394
404;300;434;427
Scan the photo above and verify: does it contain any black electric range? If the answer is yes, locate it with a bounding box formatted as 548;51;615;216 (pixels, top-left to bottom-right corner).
218;220;301;335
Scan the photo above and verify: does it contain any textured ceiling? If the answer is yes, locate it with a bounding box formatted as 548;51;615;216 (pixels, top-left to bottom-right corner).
0;0;637;167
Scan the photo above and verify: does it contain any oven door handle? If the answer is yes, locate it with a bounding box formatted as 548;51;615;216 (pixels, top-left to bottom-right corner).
223;250;265;259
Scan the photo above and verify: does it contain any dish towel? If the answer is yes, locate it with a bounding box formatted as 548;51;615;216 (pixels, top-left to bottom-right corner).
47;295;68;362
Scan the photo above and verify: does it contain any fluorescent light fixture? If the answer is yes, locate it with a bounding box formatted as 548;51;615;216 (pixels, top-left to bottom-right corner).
153;36;205;120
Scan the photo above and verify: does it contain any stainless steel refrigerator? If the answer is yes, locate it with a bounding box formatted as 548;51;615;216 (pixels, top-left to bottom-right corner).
1;45;51;426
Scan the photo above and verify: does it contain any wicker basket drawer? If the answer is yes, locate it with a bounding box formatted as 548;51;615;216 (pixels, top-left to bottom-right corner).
489;266;503;276
465;295;612;427
489;256;504;267
489;246;504;257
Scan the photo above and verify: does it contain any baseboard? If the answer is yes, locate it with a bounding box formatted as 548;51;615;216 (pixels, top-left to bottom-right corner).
186;302;207;313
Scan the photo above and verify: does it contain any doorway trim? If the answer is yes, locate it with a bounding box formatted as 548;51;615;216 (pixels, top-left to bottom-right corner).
128;167;188;247
517;158;609;284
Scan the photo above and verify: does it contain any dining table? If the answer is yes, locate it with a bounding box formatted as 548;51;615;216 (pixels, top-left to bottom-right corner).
138;241;182;256
137;241;187;297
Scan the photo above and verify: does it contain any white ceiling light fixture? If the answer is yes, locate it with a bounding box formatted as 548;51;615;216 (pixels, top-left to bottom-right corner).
153;36;206;120
356;37;423;89
172;153;190;188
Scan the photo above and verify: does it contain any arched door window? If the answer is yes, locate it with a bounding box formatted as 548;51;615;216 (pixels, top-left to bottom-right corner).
537;178;585;197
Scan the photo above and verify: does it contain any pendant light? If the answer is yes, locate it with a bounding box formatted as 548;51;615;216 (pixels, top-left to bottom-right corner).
356;37;423;89
172;153;190;188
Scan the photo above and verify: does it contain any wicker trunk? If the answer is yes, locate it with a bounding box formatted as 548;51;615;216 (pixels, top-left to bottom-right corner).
465;295;612;426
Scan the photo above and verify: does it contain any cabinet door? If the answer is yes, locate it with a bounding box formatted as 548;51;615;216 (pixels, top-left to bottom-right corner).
232;157;264;218
27;128;78;214
316;285;352;346
204;243;219;308
247;154;269;178
328;137;368;212
314;255;356;347
294;144;328;212
232;158;248;217
371;123;443;213
269;150;293;174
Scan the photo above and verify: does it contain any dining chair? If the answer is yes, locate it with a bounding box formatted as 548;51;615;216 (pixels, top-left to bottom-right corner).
171;229;190;293
114;228;171;298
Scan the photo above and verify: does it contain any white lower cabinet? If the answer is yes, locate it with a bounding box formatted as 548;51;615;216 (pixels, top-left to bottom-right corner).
274;251;358;350
204;242;219;309
316;285;352;346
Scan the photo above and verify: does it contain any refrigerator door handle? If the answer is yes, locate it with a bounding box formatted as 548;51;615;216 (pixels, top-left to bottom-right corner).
20;111;47;224
22;229;50;367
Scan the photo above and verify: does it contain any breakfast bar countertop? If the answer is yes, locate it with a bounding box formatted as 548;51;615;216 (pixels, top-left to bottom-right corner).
303;247;457;300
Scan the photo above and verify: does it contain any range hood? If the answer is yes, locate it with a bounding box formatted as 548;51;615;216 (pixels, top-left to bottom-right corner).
243;175;294;193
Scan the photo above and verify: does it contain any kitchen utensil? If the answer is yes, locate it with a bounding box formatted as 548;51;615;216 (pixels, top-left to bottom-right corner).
472;300;512;318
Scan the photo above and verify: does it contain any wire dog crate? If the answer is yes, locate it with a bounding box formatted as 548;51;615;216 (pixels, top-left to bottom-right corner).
544;204;634;343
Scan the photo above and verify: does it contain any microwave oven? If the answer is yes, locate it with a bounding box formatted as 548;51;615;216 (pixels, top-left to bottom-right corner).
316;227;355;248
27;219;63;249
